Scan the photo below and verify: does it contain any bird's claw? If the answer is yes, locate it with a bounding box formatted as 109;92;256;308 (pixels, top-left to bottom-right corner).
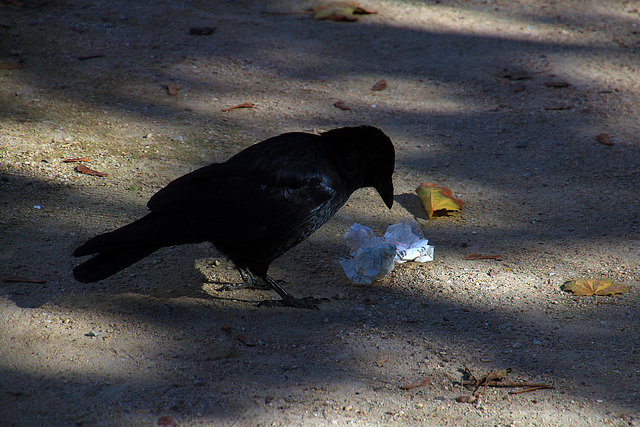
216;283;244;292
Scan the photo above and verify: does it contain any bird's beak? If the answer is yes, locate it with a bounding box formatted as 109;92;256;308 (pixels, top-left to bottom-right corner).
375;177;394;209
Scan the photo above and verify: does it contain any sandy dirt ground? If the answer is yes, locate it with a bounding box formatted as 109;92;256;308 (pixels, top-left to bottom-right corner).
1;0;640;425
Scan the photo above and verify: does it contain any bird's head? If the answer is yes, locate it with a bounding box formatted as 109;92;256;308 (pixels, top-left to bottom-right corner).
323;125;395;209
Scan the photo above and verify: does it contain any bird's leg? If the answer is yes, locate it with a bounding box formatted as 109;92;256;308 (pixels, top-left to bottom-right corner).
215;268;271;291
238;268;272;290
219;268;327;309
257;275;328;310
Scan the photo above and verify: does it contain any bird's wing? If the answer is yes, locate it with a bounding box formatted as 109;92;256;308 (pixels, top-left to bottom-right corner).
147;134;341;243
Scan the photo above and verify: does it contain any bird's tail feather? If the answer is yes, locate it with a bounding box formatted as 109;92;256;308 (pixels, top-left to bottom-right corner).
73;245;161;283
73;212;204;283
73;213;181;257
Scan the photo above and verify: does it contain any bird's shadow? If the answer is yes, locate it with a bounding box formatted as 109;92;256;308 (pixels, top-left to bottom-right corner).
394;192;428;223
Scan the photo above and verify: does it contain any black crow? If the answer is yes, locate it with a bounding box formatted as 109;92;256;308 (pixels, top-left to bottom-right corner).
73;125;395;308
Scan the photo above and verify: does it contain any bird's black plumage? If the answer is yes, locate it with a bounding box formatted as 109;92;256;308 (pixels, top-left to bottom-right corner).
73;125;395;308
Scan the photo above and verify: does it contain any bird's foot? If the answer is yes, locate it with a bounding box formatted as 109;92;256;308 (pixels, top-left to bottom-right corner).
257;296;329;310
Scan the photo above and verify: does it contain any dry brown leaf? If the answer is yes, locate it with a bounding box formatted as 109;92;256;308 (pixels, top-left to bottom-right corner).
189;26;216;36
544;80;570;88
511;82;526;93
313;1;377;22
76;164;108;177
399;377;430;390
165;83;181;96
371;79;388;91
596;133;614;146
561;278;629;297
2;0;24;7
495;66;531;80
0;59;23;70
222;103;255;112
157;415;177;426
236;333;257;347
456;395;477;404
77;54;105;61
544;104;571;110
333;100;351;110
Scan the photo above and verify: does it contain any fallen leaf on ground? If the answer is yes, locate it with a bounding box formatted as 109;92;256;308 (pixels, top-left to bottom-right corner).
222;103;255;112
544;80;570;88
561;278;629;297
157;415;177;426
165;83;181;96
511;82;526;92
2;0;24;8
0;59;22;70
596;133;614;146
189;26;216;35
416;182;463;220
1;275;45;283
76;164;108;177
495;66;531;80
221;323;257;346
313;1;377;21
464;254;503;261
333;100;351;110
399;376;430;390
371;79;387;91
544;104;571;110
62;157;90;163
456;395;477;404
77;54;105;60
236;333;257;347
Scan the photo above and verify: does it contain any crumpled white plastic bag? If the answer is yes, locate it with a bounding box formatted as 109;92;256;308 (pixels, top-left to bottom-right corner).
340;220;434;284
384;221;435;264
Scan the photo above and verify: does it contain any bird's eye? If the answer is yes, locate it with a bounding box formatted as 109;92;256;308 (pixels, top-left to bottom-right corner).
283;188;295;200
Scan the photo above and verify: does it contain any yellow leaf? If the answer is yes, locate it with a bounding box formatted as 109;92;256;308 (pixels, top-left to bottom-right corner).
561;278;629;297
313;1;377;21
415;182;463;220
